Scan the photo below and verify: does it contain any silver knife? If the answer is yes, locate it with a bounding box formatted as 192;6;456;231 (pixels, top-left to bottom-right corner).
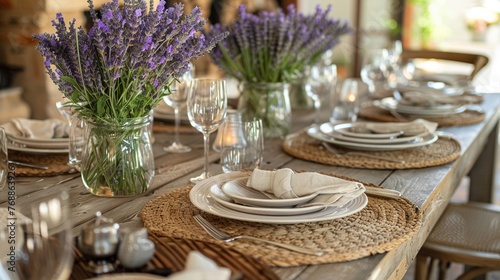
9;160;49;170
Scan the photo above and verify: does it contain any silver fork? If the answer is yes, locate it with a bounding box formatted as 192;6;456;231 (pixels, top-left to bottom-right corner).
193;215;324;256
322;142;406;163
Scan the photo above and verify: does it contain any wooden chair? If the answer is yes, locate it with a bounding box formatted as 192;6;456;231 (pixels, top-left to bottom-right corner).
400;50;489;80
415;202;500;280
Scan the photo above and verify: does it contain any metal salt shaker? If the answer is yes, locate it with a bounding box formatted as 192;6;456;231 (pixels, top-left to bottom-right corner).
78;211;120;274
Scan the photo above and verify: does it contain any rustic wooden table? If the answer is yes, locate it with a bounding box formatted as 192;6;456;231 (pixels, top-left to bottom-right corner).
2;93;500;280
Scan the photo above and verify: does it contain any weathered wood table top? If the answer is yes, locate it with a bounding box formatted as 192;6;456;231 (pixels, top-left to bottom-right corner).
2;93;500;280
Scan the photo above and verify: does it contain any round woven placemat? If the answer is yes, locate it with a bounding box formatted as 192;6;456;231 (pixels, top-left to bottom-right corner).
281;131;461;169
9;151;76;176
141;182;422;267
358;104;485;126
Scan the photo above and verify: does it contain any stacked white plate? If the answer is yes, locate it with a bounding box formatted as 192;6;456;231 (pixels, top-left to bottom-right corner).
375;97;467;116
189;172;368;224
7;133;69;154
307;122;438;151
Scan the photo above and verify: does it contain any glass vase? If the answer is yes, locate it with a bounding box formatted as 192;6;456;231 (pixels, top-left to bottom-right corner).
80;116;154;197
238;82;291;138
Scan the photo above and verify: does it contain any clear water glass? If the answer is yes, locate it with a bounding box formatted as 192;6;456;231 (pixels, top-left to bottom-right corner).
0;127;7;191
360;48;390;98
68;113;86;170
0;192;73;280
220;118;264;173
304;63;337;126
163;64;194;153
55;101;84;168
330;78;361;123
187;79;227;183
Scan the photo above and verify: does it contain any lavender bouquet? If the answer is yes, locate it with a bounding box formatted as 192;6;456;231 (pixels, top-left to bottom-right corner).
205;5;350;137
34;0;225;122
33;0;226;196
205;5;351;83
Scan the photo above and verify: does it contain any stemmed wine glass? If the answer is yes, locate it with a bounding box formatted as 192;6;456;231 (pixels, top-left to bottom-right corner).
360;48;390;98
304;63;337;127
187;79;227;183
1;192;73;280
163;64;195;153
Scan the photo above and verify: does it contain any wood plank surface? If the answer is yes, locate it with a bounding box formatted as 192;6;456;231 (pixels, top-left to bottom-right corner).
2;93;499;280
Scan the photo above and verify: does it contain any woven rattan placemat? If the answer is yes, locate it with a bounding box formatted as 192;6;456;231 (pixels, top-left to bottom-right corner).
70;234;278;280
358;104;485;126
9;151;76;176
282;131;461;169
141;182;422;267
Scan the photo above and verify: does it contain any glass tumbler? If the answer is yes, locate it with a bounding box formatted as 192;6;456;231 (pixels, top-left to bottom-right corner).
330;78;362;124
220;118;264;173
0;127;7;190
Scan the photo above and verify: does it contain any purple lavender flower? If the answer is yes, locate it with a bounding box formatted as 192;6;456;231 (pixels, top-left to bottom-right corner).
205;4;351;83
33;0;227;122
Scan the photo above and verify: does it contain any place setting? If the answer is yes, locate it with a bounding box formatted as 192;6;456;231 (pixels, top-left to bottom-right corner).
282;118;461;169
0;117;76;176
359;82;486;126
141;168;421;267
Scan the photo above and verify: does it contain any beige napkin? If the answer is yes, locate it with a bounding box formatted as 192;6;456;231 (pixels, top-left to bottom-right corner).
362;119;437;136
246;168;365;207
398;91;476;107
1;118;69;139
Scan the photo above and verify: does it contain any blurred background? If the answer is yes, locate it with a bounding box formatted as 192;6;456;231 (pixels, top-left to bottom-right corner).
0;0;499;122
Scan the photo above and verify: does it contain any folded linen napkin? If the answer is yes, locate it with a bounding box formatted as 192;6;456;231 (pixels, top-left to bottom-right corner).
362;119;437;136
397;91;476;107
167;251;231;280
246;168;365;207
1;118;69;139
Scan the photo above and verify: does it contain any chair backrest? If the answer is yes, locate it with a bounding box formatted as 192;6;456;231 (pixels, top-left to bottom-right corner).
400;50;489;80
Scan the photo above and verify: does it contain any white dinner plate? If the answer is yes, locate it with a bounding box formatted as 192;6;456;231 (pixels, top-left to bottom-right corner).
86;273;164;280
189;172;368;224
329;122;403;139
396;83;464;96
377;97;467;116
7;144;68;154
307;126;438;151
321;123;422;144
210;185;326;216
221;178;317;208
7;135;69;149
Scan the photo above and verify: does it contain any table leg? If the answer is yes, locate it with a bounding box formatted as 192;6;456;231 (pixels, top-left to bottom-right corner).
468;122;499;203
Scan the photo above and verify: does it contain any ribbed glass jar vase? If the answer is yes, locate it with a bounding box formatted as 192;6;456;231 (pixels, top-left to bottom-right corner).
80;116;154;197
238;82;291;138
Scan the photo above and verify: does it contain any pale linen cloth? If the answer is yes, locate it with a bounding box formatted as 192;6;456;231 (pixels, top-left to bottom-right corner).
246;168;365;207
398;91;476;107
1;118;69;139
362;119;438;136
167;251;231;280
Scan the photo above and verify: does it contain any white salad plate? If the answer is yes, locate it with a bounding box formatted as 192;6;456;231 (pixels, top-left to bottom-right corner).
329;122;403;139
210;185;326;216
221;178;317;208
307;126;438;151
377;97;467;116
189;172;368;224
320;123;422;145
